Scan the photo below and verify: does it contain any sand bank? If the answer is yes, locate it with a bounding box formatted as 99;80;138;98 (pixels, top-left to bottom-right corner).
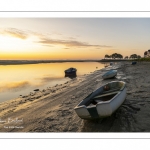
0;61;150;132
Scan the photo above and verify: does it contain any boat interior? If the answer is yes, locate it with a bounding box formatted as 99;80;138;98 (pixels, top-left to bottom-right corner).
88;82;125;106
78;82;125;107
91;91;119;105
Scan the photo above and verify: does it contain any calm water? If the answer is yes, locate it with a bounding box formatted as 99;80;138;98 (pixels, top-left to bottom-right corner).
0;62;106;102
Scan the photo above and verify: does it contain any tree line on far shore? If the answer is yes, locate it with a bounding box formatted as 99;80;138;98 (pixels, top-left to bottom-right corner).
104;53;141;59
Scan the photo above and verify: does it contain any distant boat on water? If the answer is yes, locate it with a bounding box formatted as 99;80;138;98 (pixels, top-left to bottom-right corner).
102;70;117;79
64;67;77;76
132;61;137;65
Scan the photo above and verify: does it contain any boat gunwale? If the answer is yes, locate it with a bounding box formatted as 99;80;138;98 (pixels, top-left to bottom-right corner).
95;82;126;105
75;81;126;109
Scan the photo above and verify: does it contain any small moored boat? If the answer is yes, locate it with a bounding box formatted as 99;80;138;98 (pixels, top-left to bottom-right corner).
102;70;117;79
64;67;77;75
110;62;113;65
74;81;126;119
132;61;137;65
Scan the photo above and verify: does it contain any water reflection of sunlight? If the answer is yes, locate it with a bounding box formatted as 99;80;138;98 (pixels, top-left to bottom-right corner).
0;81;30;92
0;62;105;102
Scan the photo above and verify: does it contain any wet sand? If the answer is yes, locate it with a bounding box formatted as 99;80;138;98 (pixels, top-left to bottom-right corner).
0;61;150;132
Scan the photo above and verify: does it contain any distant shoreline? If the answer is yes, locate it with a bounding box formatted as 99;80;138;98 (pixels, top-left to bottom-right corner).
0;59;128;65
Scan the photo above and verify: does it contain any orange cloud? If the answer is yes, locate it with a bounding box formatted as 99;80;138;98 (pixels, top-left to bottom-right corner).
37;37;112;48
2;28;28;39
0;28;112;50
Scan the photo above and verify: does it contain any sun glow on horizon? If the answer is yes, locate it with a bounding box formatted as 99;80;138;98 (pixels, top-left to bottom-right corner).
0;33;107;60
0;34;43;52
0;18;149;60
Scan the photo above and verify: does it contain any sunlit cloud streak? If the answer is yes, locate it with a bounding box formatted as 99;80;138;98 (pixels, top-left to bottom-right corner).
64;48;70;49
37;37;112;48
0;27;112;50
2;28;28;39
28;30;46;38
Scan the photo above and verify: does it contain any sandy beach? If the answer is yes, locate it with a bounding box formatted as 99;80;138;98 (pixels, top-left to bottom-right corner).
0;61;150;132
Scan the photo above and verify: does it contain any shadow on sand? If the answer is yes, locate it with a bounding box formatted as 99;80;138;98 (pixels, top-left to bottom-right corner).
80;99;141;132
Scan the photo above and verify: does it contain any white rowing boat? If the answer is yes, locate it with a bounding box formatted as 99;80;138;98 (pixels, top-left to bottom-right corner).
102;70;117;79
74;81;126;119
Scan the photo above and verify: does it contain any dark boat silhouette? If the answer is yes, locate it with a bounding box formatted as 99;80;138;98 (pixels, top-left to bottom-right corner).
132;61;137;65
64;67;77;76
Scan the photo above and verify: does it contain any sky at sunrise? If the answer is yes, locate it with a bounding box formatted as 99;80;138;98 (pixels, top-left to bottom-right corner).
0;18;150;60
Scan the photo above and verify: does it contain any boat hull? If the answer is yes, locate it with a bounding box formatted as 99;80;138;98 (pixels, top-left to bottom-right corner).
96;87;126;118
64;68;77;75
74;81;126;119
65;71;76;75
102;70;117;79
132;61;137;65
